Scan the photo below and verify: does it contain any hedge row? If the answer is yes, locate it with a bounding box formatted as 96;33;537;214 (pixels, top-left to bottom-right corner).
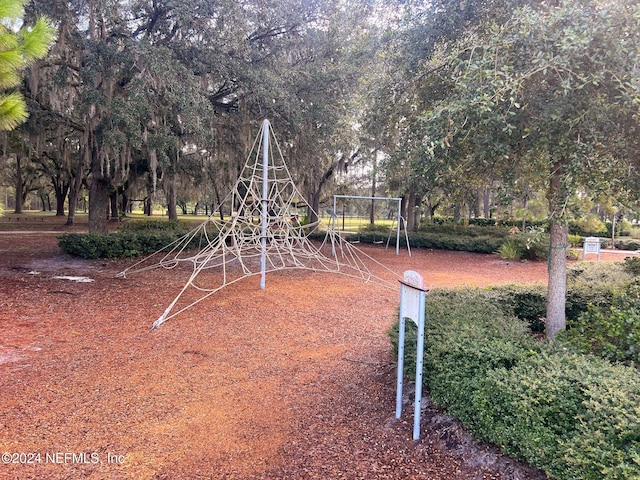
390;288;640;480
62;220;640;259
58;232;188;258
483;261;636;332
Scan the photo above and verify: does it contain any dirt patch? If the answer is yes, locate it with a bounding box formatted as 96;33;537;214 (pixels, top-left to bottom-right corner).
0;228;635;479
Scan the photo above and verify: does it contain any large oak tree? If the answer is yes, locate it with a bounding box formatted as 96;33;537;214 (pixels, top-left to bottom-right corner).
424;0;640;338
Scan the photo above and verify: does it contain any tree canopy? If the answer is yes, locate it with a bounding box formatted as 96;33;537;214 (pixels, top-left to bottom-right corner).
422;0;640;337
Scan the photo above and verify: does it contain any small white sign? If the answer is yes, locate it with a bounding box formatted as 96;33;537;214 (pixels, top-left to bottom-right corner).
400;270;425;325
396;269;428;440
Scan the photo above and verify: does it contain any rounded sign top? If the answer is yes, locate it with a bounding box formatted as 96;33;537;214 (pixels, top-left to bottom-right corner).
403;270;424;289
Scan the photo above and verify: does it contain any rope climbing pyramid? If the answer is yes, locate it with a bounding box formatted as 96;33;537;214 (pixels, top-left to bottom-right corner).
117;120;401;329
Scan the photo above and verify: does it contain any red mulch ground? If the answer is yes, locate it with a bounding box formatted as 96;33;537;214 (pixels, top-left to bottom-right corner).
0;218;636;479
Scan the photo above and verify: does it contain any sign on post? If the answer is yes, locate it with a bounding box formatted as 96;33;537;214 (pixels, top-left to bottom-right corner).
396;270;428;440
582;236;601;260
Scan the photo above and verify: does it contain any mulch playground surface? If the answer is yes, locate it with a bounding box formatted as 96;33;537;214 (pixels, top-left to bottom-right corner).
1;219;635;479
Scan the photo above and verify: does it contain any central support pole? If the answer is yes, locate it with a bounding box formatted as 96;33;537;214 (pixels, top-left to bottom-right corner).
260;119;270;290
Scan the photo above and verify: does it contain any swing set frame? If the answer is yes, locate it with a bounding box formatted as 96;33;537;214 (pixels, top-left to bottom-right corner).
331;195;411;256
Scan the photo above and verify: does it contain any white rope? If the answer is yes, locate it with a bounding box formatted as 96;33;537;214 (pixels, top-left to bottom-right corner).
117;121;403;328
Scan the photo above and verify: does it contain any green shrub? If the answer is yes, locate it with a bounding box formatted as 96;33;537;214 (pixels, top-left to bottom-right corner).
614;238;640;251
567;261;632;285
624;257;640;276
568;234;582;248
496;239;522;259
565;261;633;320
484;284;548;332
561;366;640;480
119;218;189;233
463;264;632;333
473;350;640;479
562;280;640;364
358;223;391;233
571;214;607;236
406;231;505;253
408;289;539;423
58;230;196;259
471;352;594;473
418;223;511;238
514;227;549;260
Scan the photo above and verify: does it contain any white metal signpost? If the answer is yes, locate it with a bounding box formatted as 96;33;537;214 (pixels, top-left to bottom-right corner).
582;236;601;260
395;270;428;440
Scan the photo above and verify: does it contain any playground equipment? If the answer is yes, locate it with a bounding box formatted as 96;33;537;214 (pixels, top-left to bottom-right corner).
117;120;402;329
331;195;411;256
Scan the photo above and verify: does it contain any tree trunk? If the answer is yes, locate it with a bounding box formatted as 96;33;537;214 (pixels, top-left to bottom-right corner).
89;173;110;233
545;158;568;340
611;210;616;250
66;150;85;226
453;203;461;224
14;155;23;214
412;193;422;231
406;191;416;231
88;138;109;233
166;172;177;221
120;190;129;216
483;188;491;218
109;190;119;221
399;194;407;230
54;187;67;216
53;175;69;216
307;182;320;225
144;196;152;216
546;218;568;339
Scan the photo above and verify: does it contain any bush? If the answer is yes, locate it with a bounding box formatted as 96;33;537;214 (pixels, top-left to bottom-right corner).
484;284;548;332
473;349;640;479
570;214;607;236
119;219;188;232
568;234;582;248
567;260;634;286
358;223;391;233
565;262;615;318
565;261;634;319
614;238;640;251
562;280;640;364
406;231;505;253
58;229;202;259
418;223;511;238
624;257;640;276
561;367;640;480
496;239;522;259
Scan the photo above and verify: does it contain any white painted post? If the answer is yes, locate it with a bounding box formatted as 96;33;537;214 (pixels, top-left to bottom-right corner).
413;289;426;440
260;119;270;289
396;270;428;440
395;312;406;419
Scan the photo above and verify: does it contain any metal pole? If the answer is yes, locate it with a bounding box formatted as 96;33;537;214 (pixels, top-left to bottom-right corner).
395;291;406;419
331;194;337;257
396;199;401;255
413;289;426;440
260;119;269;290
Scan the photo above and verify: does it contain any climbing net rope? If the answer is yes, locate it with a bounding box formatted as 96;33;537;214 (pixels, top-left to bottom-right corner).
117;120;402;329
